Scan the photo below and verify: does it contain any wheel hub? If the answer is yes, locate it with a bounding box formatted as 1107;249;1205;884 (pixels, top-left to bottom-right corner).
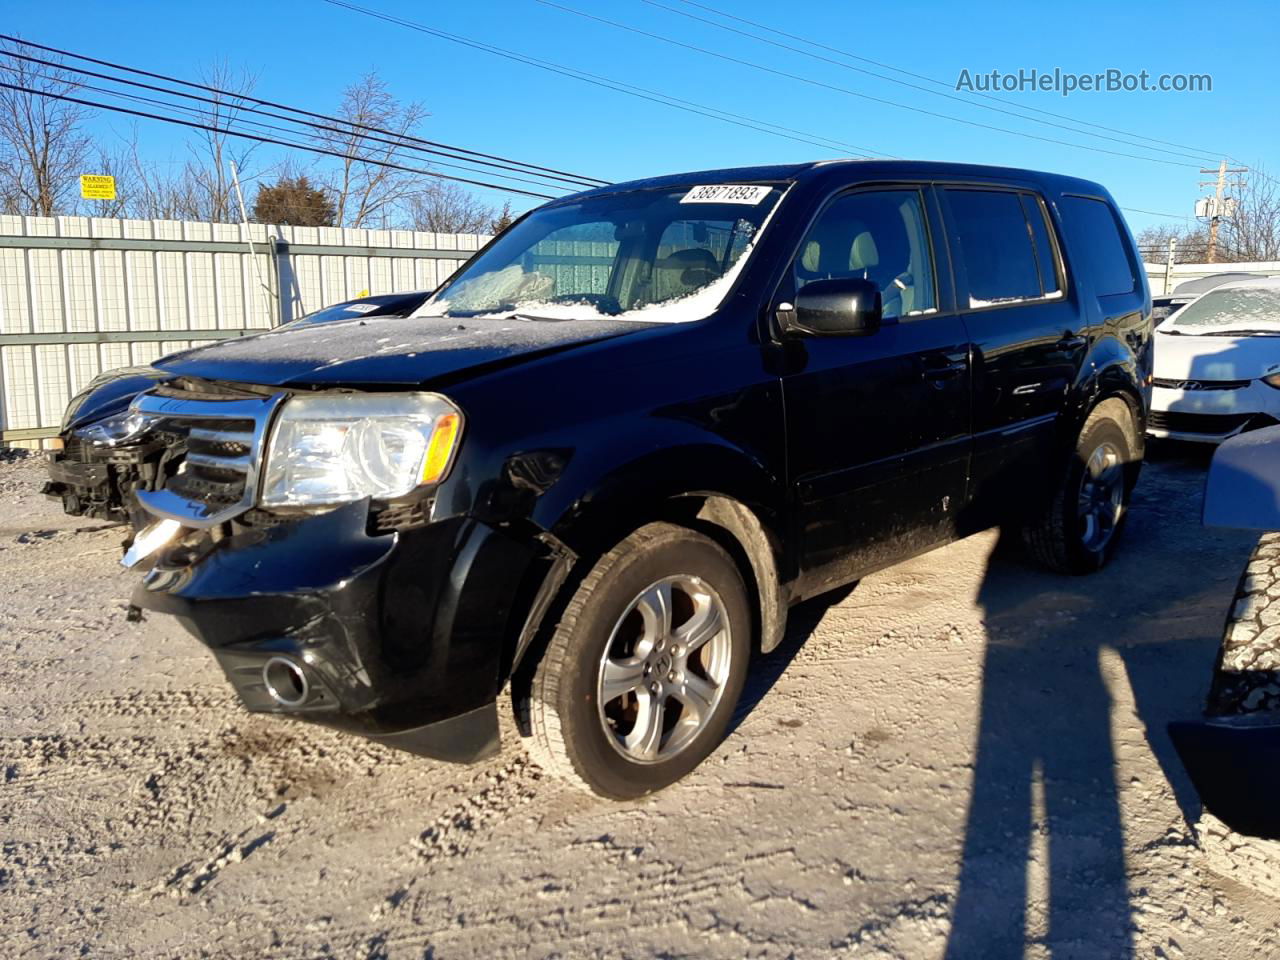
595;574;732;764
1077;439;1125;553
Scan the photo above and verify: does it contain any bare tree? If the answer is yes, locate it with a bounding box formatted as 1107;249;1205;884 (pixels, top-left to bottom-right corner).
1222;166;1280;262
93;64;263;224
323;72;429;228
0;40;93;216
179;60;261;223
1135;223;1210;264
407;180;497;234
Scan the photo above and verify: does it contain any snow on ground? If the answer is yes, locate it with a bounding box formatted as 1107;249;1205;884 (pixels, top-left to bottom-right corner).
3;447;1280;959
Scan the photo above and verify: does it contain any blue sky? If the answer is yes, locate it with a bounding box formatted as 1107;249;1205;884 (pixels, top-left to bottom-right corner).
5;0;1276;234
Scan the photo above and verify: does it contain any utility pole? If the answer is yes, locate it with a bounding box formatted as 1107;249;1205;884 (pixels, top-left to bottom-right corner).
1199;159;1248;263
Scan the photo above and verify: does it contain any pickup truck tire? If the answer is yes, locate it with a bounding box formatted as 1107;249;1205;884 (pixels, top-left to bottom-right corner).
1195;532;1280;896
1023;399;1137;575
525;522;751;799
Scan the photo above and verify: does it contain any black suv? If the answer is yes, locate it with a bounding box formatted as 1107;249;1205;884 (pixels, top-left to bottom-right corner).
52;161;1152;799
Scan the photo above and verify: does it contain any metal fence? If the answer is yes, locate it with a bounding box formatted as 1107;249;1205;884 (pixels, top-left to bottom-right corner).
1143;259;1280;294
0;214;489;446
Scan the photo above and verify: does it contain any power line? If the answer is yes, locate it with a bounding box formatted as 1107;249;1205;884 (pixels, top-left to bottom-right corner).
659;0;1228;163
635;0;1218;166
318;0;892;159
1123;207;1195;221
0;33;608;189
0;80;560;200
0;52;586;193
535;1;1205;171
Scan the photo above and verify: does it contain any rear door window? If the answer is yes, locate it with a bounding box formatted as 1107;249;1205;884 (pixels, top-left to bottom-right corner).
944;188;1044;308
1058;196;1137;296
1020;194;1062;296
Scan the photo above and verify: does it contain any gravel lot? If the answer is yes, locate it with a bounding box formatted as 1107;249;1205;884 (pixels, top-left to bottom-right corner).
4;447;1280;959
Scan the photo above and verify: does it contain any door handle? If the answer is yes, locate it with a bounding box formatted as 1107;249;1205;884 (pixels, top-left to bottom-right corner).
1057;333;1089;350
922;357;968;382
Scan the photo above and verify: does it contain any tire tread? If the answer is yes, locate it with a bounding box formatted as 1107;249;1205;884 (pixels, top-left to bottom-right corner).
525;522;695;794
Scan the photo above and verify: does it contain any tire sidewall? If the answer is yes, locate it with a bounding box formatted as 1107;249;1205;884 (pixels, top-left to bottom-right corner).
552;532;751;799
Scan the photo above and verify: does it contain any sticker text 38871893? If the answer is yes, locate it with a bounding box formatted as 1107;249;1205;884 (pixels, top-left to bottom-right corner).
680;184;773;205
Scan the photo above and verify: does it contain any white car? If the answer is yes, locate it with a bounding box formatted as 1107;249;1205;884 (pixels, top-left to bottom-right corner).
1150;276;1280;443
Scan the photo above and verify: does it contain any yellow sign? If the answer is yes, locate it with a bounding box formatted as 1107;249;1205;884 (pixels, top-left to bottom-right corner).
80;174;116;201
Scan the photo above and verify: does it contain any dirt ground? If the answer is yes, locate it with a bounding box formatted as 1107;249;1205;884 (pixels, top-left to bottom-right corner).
4;446;1280;959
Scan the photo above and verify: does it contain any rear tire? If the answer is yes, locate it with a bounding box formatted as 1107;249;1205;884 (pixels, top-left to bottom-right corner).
524;522;751;800
1023;399;1138;575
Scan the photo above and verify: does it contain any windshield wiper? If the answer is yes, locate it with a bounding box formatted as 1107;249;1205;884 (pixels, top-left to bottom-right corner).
511;312;575;322
1199;329;1280;337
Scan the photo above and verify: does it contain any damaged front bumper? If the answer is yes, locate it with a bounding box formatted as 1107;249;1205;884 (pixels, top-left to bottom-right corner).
43;435;160;525
131;500;550;763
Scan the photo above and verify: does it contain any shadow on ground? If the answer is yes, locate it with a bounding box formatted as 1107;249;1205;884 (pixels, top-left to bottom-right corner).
944;448;1255;957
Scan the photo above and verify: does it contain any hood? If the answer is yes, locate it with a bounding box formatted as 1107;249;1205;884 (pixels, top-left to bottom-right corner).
1154;328;1280;381
154;312;658;387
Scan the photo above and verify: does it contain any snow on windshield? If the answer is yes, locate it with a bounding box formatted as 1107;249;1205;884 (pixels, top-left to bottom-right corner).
414;184;785;325
1170;284;1280;332
419;251;757;325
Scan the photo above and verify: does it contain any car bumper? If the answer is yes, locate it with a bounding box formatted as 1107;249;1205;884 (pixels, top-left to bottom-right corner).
1148;384;1279;443
130;501;551;763
1169;718;1280;839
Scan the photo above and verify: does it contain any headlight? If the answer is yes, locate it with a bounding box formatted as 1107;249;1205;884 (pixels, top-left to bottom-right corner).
1263;373;1280;390
261;393;463;508
74;410;152;447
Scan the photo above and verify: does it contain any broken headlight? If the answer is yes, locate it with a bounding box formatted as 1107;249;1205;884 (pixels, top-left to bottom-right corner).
73;410;152;447
260;393;463;508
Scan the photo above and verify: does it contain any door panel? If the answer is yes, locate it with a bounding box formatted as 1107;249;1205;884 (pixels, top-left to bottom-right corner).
939;187;1089;528
786;321;973;594
780;187;972;597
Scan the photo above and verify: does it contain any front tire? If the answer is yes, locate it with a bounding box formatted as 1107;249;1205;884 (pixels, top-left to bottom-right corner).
1023;399;1138;575
525;522;751;799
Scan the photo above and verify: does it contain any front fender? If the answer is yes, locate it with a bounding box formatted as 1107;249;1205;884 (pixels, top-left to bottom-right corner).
62;365;169;431
533;432;785;557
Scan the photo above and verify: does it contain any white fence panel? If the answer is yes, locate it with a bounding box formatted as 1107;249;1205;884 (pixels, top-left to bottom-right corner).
0;214;491;446
1144;259;1280;295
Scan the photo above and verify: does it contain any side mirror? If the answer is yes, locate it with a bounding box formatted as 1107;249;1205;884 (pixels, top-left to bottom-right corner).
781;277;882;337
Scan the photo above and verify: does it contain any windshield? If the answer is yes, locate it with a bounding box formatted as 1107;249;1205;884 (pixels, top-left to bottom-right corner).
1168;285;1280;334
416;184;785;322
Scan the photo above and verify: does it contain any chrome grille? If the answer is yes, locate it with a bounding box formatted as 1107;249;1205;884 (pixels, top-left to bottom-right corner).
132;391;283;527
1152;377;1251;391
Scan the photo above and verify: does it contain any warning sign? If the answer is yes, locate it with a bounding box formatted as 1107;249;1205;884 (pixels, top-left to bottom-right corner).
79;174;116;200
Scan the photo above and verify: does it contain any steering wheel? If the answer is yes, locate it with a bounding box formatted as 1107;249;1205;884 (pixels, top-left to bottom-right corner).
548;293;622;316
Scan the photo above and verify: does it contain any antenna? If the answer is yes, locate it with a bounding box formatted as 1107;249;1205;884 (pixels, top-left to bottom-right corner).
229;160;279;325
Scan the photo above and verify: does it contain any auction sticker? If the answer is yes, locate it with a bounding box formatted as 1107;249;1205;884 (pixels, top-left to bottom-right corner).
680;184;772;205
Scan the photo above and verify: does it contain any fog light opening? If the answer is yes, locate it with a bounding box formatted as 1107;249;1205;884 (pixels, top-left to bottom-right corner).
263;656;309;707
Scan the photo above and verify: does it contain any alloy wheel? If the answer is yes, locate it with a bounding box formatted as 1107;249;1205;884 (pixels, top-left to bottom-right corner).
1078;440;1125;553
595;575;733;764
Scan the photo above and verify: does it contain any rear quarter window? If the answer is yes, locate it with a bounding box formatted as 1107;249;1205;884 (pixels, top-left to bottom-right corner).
1058;196;1137;297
